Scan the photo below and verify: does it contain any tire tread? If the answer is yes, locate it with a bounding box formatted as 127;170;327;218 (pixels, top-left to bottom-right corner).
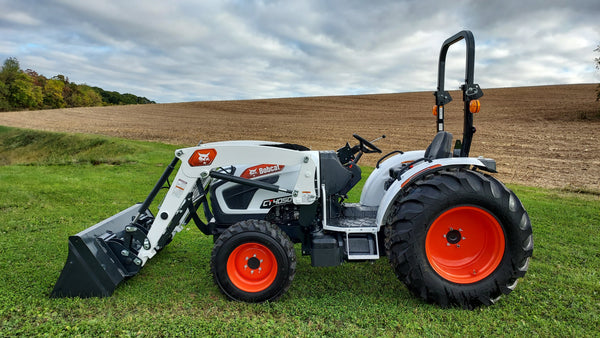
385;168;533;308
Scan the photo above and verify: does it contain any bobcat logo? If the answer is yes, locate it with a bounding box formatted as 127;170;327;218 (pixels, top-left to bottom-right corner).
188;149;217;166
197;152;210;164
241;164;285;178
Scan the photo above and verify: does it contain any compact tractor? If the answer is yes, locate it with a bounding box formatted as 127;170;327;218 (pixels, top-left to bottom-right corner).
52;31;533;308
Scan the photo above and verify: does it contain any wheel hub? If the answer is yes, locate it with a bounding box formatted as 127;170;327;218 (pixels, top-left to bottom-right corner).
445;229;462;244
247;256;261;269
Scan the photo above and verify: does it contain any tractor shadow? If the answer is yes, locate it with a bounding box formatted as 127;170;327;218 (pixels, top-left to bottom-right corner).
287;249;416;306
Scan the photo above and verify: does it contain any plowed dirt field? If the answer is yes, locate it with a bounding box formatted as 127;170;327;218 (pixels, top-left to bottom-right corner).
1;84;599;192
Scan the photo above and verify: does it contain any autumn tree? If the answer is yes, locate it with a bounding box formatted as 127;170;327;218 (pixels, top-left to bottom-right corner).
10;74;43;109
0;57;154;110
595;45;600;101
43;78;66;108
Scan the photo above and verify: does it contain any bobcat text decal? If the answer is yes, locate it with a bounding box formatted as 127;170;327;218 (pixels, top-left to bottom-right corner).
241;164;285;179
188;149;217;166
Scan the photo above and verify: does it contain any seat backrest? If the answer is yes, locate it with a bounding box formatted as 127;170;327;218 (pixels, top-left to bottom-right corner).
319;151;352;196
424;131;453;159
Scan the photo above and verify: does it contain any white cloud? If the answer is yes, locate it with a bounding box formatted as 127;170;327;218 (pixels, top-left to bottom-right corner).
0;9;40;26
0;0;598;102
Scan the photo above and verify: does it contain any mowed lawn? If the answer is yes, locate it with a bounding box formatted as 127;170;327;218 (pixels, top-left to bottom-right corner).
0;127;598;336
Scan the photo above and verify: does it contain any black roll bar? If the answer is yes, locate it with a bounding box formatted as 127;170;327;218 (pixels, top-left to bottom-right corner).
434;30;484;157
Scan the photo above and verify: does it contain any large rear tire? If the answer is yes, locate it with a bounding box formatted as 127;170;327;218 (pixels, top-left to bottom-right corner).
385;168;533;308
211;220;296;302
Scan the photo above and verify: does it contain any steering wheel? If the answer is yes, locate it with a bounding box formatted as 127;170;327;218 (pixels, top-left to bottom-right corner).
353;134;382;153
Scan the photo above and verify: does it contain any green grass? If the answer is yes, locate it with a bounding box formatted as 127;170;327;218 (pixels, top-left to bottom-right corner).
0;127;599;336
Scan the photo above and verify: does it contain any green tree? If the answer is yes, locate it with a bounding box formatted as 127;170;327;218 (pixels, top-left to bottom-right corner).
78;85;103;107
10;75;42;109
0;81;9;111
1;58;42;109
43;79;65;108
1;57;154;110
0;57;20;110
595;45;600;101
0;57;20;83
65;83;102;107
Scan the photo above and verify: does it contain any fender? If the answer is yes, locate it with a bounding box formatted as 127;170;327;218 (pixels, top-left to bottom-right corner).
360;151;424;207
375;156;496;230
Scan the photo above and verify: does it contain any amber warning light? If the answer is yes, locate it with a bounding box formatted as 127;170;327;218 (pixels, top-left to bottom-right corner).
469;100;481;113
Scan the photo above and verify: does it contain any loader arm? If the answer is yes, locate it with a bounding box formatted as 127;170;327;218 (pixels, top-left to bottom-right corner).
52;141;319;297
137;143;319;263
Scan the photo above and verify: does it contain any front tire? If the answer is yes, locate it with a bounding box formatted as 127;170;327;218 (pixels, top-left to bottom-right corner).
385;168;533;308
211;220;296;302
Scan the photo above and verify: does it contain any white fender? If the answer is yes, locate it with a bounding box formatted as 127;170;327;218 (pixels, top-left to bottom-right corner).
359;151;424;207
375;156;496;230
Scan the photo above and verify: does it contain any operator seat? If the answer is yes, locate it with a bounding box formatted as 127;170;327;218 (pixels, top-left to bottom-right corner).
424;131;453;159
319;151;359;196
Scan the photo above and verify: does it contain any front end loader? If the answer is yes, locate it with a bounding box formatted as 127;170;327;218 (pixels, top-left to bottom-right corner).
52;30;533;308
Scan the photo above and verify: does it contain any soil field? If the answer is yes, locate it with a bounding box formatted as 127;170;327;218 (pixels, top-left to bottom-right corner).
1;84;599;192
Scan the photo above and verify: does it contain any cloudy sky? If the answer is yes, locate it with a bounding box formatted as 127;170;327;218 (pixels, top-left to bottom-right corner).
1;0;598;103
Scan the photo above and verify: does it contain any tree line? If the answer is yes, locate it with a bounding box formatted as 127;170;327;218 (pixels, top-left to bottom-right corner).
0;57;155;111
596;45;600;102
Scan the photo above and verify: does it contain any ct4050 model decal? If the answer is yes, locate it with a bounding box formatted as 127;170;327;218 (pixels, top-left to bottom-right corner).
260;195;293;208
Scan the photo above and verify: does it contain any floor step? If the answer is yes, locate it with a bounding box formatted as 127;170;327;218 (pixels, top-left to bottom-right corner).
327;217;377;229
346;232;379;260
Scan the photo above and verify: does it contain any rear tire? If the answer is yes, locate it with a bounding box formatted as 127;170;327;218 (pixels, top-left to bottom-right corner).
211;220;296;302
385;168;533;308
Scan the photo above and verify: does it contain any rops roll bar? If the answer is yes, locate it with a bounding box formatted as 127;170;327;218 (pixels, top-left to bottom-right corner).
434;30;484;157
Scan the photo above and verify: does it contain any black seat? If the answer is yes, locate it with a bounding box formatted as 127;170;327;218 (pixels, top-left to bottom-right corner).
319;151;353;196
424;131;453;159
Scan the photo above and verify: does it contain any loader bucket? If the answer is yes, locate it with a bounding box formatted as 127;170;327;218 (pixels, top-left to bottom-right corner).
51;203;154;298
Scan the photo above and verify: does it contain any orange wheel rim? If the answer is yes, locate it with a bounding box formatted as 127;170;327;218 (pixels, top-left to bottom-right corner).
425;206;505;284
227;242;278;292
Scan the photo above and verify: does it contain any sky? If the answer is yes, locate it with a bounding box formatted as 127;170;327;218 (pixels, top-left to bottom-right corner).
1;0;599;103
